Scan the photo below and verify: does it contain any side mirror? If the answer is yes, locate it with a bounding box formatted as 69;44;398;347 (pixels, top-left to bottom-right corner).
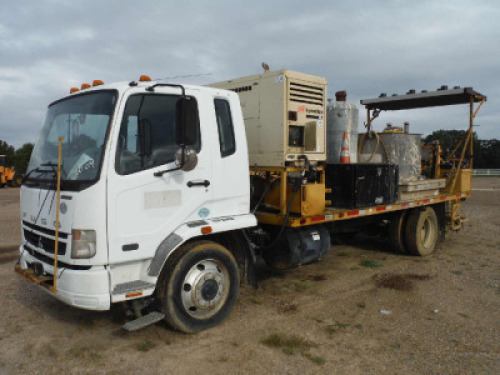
175;146;198;172
139;119;152;157
175;97;198;147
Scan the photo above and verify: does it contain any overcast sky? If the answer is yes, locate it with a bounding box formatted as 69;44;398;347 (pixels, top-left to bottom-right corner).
1;0;498;148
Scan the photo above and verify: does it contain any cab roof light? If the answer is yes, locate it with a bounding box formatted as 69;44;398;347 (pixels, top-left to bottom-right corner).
81;83;91;90
70;87;80;94
139;75;151;82
92;79;104;86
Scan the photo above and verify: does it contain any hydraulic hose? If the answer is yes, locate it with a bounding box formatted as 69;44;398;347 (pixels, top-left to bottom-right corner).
251;177;280;214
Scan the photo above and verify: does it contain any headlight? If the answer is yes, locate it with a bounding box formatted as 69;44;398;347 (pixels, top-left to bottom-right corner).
71;229;96;259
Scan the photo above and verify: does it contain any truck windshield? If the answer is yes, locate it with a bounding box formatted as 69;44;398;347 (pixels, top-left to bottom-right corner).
26;91;117;190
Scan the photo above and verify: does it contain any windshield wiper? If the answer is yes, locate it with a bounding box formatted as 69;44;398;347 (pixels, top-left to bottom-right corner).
23;166;56;183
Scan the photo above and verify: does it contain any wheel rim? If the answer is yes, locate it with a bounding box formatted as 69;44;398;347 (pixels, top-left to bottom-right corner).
420;216;435;249
180;259;230;319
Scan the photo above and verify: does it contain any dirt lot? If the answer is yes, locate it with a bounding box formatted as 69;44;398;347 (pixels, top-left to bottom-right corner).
0;178;499;375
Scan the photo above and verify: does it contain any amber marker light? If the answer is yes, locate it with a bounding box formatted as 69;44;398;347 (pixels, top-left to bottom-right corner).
201;226;213;235
81;83;91;90
125;292;143;298
92;79;104;86
70;87;79;94
139;75;151;82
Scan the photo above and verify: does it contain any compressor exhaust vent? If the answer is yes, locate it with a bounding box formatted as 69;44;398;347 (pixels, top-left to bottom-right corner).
289;81;324;106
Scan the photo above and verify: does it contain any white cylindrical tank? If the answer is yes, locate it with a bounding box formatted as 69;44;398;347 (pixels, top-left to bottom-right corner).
326;92;359;164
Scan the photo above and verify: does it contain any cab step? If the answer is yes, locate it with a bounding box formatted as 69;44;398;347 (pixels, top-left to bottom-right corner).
122;311;165;331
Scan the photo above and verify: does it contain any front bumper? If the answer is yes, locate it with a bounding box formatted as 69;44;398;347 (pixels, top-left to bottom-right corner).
16;246;111;310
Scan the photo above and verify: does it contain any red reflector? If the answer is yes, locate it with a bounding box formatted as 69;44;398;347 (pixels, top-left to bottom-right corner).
347;210;359;216
126;292;142;298
201;226;212;235
311;216;325;222
455;194;461;198
440;196;446;201
299;218;307;225
376;206;386;211
401;203;410;208
423;199;430;204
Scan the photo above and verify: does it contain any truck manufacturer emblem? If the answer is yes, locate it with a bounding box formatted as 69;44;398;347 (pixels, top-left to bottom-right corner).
198;207;210;218
60;202;67;214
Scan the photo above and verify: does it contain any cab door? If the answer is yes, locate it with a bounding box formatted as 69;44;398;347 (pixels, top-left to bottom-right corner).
106;88;213;264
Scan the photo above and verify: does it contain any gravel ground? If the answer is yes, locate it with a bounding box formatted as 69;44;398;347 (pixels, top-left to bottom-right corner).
0;178;498;375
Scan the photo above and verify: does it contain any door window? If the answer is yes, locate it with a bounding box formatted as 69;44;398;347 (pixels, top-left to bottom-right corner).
214;99;236;157
117;94;200;175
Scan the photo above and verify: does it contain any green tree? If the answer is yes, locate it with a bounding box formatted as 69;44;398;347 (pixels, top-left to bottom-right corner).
13;143;34;174
0;140;16;165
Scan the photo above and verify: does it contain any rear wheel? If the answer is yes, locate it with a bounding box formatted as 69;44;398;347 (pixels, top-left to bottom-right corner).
158;240;239;333
389;210;409;254
405;207;438;256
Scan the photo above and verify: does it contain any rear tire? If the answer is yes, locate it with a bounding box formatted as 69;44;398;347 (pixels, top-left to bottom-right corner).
405;207;438;256
389;210;409;254
158;240;239;333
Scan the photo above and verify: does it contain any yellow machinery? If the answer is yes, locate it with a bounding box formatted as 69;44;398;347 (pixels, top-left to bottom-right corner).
0;155;22;187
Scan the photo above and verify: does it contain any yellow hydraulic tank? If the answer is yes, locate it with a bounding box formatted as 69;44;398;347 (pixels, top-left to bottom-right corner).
210;70;327;167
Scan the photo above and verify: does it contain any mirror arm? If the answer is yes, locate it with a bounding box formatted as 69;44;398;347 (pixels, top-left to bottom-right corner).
154;164;182;177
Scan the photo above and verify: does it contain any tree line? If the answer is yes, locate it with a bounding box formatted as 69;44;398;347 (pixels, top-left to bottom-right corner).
423;130;500;169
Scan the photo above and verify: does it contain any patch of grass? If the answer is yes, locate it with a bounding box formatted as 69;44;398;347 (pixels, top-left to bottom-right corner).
451;270;463;275
67;345;102;362
480;264;490;268
294;281;311;292
350;266;360;270
136;339;157;352
354;324;363;330
325;322;349;335
218;355;229;362
413;259;430;263
360;260;382;268
356;302;366;309
248;296;262;305
303;352;326;365
458;313;469;319
261;333;315;354
337;251;350;257
390;343;401;350
312;317;324;323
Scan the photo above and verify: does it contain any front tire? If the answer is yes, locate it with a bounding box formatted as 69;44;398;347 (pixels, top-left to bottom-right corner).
158;240;239;333
405;207;438;256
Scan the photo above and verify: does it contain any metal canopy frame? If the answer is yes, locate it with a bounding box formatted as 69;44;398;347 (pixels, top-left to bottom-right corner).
360;86;487;196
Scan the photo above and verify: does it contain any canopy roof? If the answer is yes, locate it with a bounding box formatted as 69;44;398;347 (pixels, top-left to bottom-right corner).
360;87;486;111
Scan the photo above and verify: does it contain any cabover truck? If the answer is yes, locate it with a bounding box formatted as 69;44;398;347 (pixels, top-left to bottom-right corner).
15;70;486;333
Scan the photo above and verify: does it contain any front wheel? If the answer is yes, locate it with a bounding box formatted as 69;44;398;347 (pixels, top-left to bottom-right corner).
158;240;239;333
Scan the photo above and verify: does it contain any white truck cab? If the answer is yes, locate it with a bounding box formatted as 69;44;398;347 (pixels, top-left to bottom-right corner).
18;77;257;332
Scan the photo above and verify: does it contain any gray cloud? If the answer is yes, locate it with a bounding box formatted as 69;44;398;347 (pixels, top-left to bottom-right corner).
0;0;498;147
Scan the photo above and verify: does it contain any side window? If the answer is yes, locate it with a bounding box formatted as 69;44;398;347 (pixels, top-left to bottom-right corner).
116;94;200;175
214;99;236;157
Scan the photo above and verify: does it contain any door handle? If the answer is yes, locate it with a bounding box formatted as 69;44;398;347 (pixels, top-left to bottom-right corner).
187;180;210;188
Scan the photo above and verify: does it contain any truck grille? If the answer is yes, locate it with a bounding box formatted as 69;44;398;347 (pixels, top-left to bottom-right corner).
23;228;67;255
289;81;324;106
